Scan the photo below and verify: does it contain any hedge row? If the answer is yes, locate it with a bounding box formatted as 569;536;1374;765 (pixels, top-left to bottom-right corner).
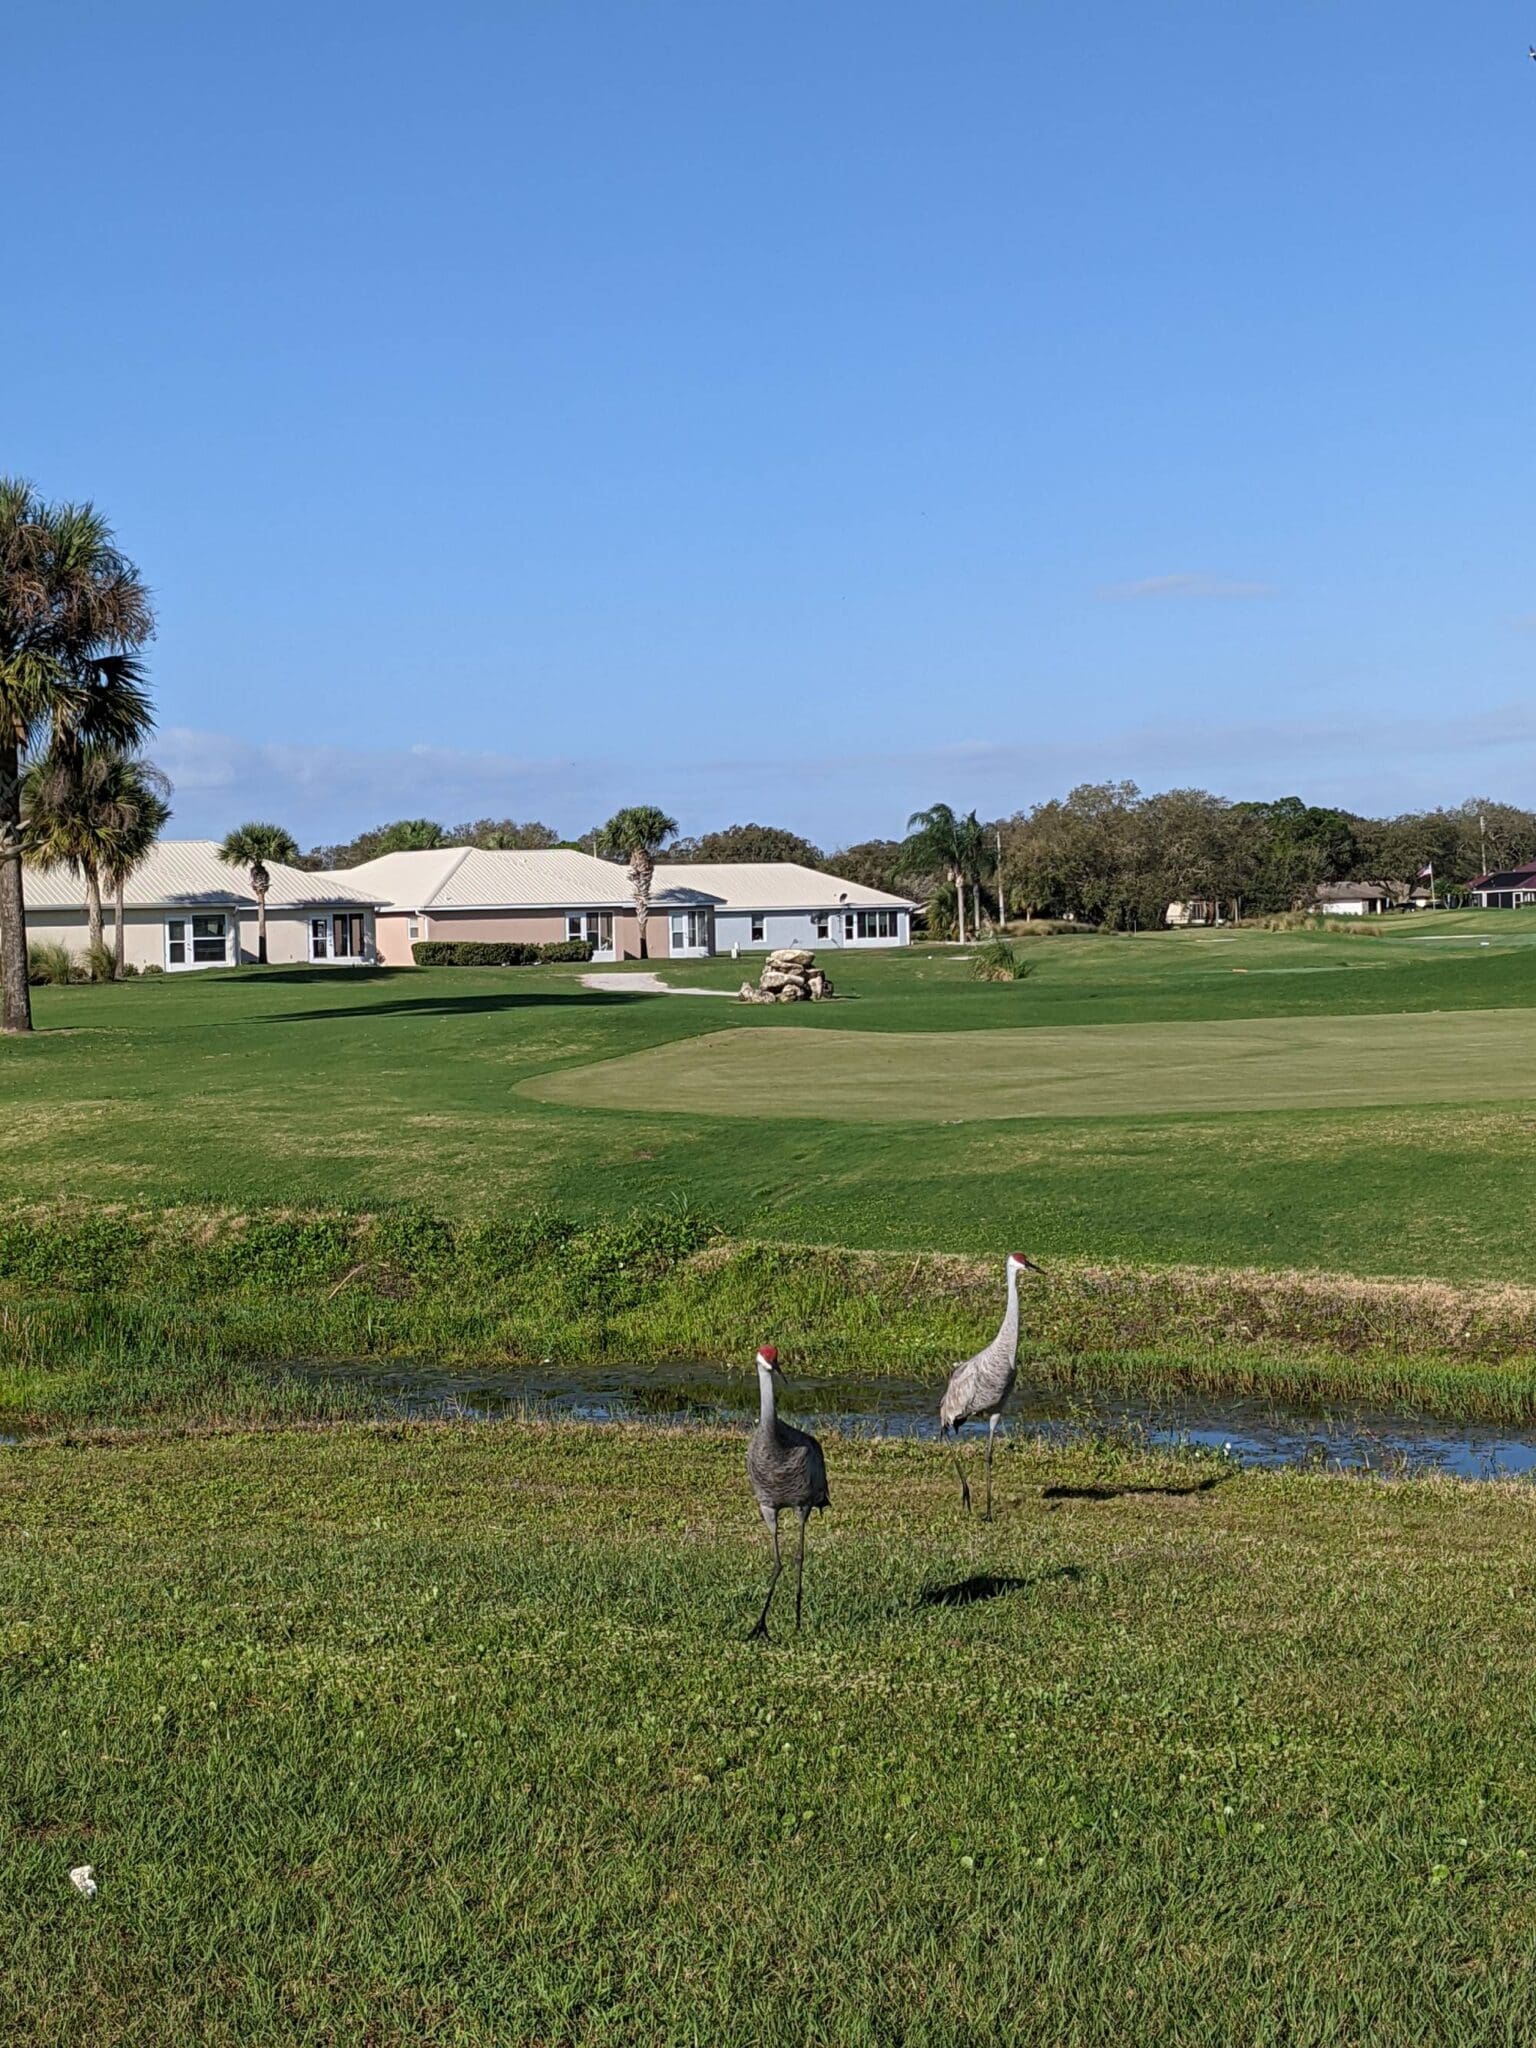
411;938;595;967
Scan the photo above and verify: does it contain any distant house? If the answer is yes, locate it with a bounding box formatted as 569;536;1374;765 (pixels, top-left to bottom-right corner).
1165;897;1225;928
1468;861;1536;910
1312;883;1398;917
651;861;915;958
346;848;916;963
21;840;380;970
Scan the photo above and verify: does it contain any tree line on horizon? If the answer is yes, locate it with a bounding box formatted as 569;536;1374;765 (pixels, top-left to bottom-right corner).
303;787;1536;937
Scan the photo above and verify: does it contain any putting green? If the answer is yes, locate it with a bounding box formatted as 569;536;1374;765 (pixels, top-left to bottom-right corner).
521;1008;1536;1123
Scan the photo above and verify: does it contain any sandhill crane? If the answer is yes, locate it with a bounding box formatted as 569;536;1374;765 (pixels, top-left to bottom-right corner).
746;1345;830;1638
938;1251;1042;1519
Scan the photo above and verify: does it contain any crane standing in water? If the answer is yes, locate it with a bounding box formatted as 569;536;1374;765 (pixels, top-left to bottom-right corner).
938;1252;1042;1520
745;1345;830;1638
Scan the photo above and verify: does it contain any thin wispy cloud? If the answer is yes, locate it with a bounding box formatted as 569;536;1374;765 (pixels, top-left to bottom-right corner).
151;703;1536;850
1098;572;1276;603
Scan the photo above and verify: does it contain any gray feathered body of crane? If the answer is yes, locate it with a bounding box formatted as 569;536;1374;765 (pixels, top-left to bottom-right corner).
746;1345;830;1637
938;1251;1041;1518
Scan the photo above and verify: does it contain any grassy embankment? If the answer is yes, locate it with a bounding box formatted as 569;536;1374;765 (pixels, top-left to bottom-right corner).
2;924;1535;1277
9;1421;1536;2044
8;1204;1536;1434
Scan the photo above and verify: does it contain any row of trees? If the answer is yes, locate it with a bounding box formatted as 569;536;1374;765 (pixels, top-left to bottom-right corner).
297;783;1536;950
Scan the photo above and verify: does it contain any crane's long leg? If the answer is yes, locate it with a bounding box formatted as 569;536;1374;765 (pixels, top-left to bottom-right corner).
793;1508;809;1631
948;1424;972;1513
749;1509;782;1640
984;1414;1000;1522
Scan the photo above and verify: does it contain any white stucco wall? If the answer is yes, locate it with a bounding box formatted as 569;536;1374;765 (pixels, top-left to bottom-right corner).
21;906;374;970
711;908;910;953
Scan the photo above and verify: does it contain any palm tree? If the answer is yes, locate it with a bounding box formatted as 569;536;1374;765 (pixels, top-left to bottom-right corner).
24;747;167;973
957;809;988;937
906;803;969;943
595;805;678;959
104;760;172;977
218;822;300;965
0;479;154;1030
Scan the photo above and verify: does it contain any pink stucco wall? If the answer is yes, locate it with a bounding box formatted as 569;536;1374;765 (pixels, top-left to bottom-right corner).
377;906;669;965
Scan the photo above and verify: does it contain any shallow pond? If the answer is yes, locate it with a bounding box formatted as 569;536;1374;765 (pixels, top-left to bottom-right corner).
302;1358;1536;1482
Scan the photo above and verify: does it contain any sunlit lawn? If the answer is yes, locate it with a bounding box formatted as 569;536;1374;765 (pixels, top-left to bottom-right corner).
7;1421;1536;2044
2;922;1534;1277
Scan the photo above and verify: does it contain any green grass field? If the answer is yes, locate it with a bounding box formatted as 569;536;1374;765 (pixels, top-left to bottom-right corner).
525;1007;1536;1120
9;1421;1536;2045
7;921;1536;2040
3;918;1535;1278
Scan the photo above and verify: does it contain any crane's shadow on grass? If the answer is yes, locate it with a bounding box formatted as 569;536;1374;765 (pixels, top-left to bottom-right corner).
918;1565;1084;1609
1041;1472;1234;1505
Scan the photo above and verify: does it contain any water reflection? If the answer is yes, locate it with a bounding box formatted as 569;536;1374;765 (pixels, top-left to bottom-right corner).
299;1359;1536;1483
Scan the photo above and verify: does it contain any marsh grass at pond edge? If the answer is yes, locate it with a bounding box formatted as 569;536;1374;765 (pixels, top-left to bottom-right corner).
7;1201;1536;1431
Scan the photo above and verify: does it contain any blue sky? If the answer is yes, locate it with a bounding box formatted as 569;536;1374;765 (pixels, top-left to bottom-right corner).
8;3;1534;848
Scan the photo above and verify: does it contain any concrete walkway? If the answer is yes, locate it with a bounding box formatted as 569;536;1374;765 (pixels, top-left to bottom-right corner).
581;970;735;999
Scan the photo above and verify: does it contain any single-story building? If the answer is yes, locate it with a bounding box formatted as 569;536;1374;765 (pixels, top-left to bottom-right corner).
349;847;649;965
650;862;915;958
1165;897;1225;928
346;848;916;963
21;840;380;971
1312;882;1399;917
1468;862;1536;910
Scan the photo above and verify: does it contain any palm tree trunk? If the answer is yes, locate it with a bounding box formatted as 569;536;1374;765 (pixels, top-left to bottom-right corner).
113;872;126;978
954;865;967;944
629;850;654;960
0;740;32;1032
256;887;268;965
84;866;104;965
973;878;982;934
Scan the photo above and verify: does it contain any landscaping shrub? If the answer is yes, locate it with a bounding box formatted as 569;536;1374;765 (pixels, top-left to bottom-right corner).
971;937;1035;982
411;940;539;967
410;937;594;967
140;962;165;976
26;941;78;986
86;939;117;983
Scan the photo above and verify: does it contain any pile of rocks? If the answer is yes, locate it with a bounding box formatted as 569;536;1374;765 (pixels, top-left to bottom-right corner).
737;947;834;1003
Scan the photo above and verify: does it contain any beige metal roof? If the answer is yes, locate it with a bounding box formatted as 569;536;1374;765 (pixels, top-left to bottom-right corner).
653;861;915;912
343;848;916;915
22;839;378;912
344;846;642;911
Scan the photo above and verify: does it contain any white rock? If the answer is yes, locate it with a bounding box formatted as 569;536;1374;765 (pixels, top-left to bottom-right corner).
68;1865;97;1898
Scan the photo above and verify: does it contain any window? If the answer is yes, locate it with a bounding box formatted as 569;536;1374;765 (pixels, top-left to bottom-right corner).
407;918;420;942
813;914;830;940
750;916;766;943
855;910;898;940
168;914;228;968
670;911;711;951
567;912;614;951
311;917;329;960
333;913;365;958
192;915;227;962
844;912;855;940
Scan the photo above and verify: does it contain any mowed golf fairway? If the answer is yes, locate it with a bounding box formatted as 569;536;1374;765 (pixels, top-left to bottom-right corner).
523;1005;1536;1121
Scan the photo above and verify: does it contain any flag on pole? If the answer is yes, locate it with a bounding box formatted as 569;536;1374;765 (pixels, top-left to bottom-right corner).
1417;863;1433;880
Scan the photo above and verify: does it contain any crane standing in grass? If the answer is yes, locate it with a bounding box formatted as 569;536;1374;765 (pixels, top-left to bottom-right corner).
746;1345;830;1638
939;1251;1042;1520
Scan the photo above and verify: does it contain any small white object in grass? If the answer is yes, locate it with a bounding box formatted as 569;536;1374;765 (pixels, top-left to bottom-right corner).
68;1864;97;1898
